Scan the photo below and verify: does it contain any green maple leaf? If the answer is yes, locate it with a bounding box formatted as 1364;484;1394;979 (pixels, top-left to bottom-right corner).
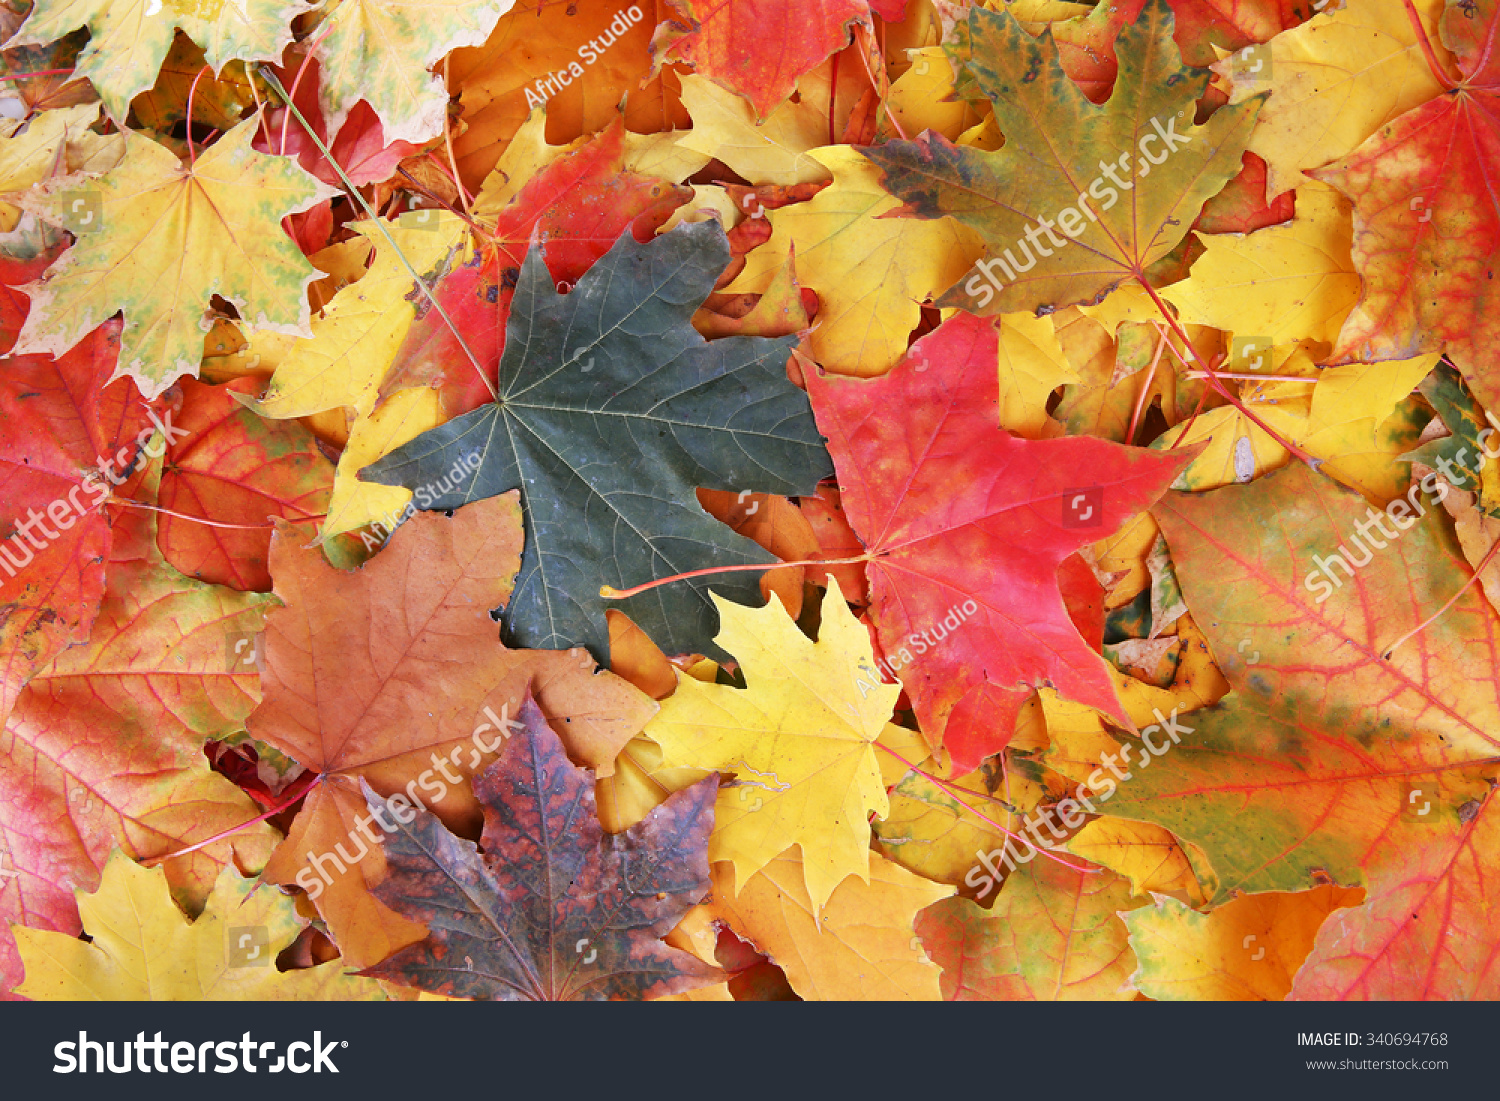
360;220;833;661
864;0;1262;316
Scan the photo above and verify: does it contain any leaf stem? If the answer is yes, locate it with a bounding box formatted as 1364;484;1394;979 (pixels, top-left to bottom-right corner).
255;65;500;403
184;64;211;165
873;742;1100;874
1184;371;1314;383
144;774;323;866
1402;0;1458;89
442;55;473;215
0;68;75;83
1125;322;1170;445
1136;277;1318;466
107;497;327;529
279;24;336;157
600;553;876;599
1381;523;1500;659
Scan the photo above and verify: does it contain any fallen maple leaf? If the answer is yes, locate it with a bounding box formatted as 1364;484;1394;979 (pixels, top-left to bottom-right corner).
916;860;1144;1001
1312;0;1500;413
805;312;1190;774
1220;0;1446;197
727;144;980;376
866;0;1261;318
1162;182;1360;349
644;580;899;913
14;849;385;1000
709;846;950;1001
447;0;684;189
248;491;658;969
1123;884;1364;1001
361;220;832;662
0;319;145;727
13;119;338;399
0;489;277;995
6;0;304;123
1099;464;1500;997
653;0;906;120
314;0;517;145
157;377;335;591
359;695;724;1000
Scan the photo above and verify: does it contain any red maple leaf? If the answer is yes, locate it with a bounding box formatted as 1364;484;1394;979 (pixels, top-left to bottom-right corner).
805;313;1190;774
1314;0;1500;410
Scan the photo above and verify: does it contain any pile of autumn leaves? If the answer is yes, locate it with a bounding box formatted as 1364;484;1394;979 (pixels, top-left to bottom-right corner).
2;0;1500;1002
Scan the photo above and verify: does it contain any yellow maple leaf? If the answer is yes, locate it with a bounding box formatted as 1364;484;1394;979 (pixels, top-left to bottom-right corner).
710;848;951;1000
1162;183;1361;348
0;104;122;231
887;46;988;142
728;145;982;376
315;0;517;145
320;386;448;540
8;0;304;124
644;579;897;914
256;214;471;421
1217;0;1446;196
676;72;834;187
13;118;337;399
992;311;1079;438
14;850;386;1000
1065;818;1206;903
1155;346;1438;499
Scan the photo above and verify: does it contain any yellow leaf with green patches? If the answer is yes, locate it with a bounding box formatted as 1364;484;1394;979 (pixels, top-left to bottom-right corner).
257;214;471;421
315;0;518;145
13;120;337;399
8;0;308;123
